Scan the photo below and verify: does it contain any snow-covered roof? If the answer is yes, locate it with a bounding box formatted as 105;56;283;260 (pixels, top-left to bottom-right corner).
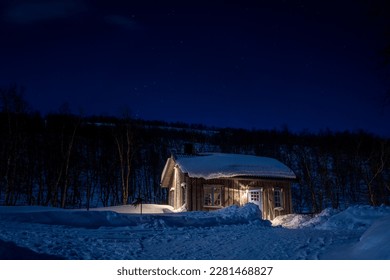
174;153;296;180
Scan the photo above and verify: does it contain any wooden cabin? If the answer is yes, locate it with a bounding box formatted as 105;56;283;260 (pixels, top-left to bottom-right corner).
161;152;296;220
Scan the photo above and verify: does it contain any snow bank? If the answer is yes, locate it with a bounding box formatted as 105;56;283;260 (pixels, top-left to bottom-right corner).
316;205;390;231
215;203;263;220
272;208;338;229
273;205;390;231
349;215;390;259
0;209;137;229
0;203;266;230
272;205;390;259
179;203;270;227
89;204;174;214
143;203;269;228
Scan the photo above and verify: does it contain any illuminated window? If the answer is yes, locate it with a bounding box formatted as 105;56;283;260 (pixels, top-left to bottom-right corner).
274;188;283;208
250;191;260;202
203;185;222;207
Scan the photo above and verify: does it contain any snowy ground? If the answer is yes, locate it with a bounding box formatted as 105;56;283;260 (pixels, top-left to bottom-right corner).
1;203;390;260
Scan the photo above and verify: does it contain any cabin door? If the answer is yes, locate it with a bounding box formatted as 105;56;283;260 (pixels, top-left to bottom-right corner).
248;190;262;212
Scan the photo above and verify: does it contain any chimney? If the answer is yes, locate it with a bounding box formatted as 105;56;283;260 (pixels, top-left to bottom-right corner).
183;143;195;155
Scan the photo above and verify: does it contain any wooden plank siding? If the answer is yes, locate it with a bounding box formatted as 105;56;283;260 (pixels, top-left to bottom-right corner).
162;154;296;220
164;165;292;220
179;172;293;220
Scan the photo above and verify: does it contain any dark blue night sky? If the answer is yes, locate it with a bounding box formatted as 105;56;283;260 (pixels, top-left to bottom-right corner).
1;0;389;136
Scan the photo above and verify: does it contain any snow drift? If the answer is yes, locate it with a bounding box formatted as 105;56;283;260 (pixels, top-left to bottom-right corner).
0;203;266;229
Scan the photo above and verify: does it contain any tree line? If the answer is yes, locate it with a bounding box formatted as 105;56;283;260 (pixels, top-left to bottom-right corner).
0;86;389;212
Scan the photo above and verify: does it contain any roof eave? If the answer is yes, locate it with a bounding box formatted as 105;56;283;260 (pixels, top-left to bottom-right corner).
229;175;297;181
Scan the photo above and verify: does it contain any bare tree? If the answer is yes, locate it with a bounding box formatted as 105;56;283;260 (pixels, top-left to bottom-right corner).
113;112;137;205
59;116;79;208
361;140;389;206
0;86;30;205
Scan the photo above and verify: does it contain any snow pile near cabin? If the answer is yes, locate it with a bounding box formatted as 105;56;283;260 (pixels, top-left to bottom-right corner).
175;153;296;179
89;203;174;214
0;203;265;230
178;203;270;227
272;208;339;229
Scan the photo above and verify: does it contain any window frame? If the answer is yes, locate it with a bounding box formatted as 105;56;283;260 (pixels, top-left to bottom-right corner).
203;185;223;208
274;187;283;209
